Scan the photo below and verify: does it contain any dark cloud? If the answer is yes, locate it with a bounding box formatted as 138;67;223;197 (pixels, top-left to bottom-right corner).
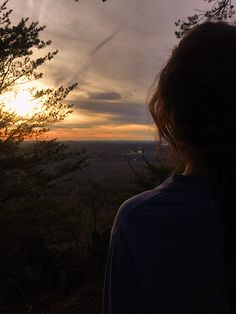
52;123;95;129
78;99;142;114
88;91;122;100
72;99;150;126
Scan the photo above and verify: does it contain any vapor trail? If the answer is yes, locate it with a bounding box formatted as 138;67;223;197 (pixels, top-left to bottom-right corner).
90;26;122;58
71;0;145;83
69;22;125;85
69;1;144;86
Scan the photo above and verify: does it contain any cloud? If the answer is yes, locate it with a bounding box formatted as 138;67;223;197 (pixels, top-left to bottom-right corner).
77;99;144;113
38;0;52;23
26;0;34;10
52;110;115;129
88;91;122;100
54;98;151;129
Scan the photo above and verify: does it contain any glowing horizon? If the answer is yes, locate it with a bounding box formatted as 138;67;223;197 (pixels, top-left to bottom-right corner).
8;0;201;141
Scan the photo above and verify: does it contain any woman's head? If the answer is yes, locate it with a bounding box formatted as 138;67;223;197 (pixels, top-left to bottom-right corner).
149;21;236;310
149;22;236;169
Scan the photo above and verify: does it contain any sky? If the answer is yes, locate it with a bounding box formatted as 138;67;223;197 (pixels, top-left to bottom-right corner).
9;0;208;141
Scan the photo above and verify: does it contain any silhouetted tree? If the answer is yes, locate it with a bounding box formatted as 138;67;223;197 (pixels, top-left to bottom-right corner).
0;1;88;204
82;181;106;236
175;0;235;38
125;145;176;192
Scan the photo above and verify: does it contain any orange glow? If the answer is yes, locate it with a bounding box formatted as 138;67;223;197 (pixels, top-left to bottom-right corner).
47;124;155;141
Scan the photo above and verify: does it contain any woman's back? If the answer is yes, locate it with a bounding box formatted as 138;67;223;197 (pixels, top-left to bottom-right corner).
103;175;225;313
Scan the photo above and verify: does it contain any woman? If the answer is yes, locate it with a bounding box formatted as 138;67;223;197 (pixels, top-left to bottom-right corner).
103;22;236;313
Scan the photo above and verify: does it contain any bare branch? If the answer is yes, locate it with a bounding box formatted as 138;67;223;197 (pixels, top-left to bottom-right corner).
175;0;235;38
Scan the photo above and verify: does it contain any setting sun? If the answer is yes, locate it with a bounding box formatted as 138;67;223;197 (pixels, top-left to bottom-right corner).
0;89;43;117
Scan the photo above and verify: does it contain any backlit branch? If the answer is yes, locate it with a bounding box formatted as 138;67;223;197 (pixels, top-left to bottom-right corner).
175;0;235;38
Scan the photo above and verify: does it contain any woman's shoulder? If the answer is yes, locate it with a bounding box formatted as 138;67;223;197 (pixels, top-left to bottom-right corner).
111;175;177;236
111;174;218;237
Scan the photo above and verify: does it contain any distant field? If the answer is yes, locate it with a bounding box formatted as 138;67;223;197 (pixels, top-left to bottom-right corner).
64;140;164;184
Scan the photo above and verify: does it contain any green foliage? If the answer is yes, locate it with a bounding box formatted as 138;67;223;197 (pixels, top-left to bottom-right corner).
175;0;235;38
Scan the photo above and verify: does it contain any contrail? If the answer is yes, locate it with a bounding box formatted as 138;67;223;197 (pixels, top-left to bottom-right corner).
70;0;145;83
90;25;122;58
68;2;144;86
69;22;125;85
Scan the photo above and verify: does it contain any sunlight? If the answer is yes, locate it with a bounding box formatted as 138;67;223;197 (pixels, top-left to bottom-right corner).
0;89;43;117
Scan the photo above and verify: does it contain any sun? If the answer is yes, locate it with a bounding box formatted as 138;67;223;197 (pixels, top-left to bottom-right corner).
0;89;43;117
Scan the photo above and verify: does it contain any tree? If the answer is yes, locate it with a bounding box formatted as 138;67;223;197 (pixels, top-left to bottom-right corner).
82;181;106;235
125;145;177;192
175;0;235;38
0;0;88;205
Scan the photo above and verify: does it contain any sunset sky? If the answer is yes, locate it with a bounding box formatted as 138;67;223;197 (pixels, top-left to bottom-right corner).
10;0;208;140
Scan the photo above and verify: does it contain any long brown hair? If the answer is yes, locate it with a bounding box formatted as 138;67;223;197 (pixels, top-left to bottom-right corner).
148;22;236;311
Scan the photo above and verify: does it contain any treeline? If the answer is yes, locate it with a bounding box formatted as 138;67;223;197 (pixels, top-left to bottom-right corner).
0;142;175;314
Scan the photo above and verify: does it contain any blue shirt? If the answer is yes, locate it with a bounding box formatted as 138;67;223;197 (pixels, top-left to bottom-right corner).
103;174;226;314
